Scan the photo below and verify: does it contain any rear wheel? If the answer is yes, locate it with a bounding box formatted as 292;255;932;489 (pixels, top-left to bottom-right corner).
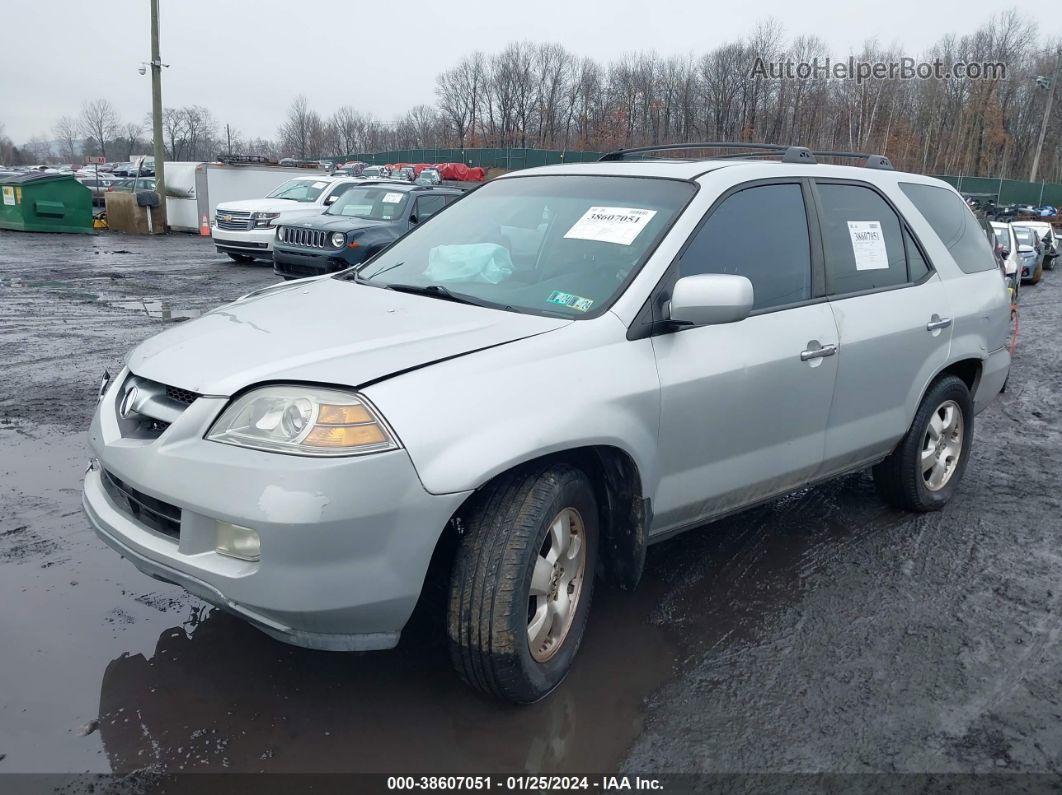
447;464;597;703
873;376;973;512
227;252;254;263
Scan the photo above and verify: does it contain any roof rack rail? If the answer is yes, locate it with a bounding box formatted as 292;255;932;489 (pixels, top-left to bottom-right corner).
810;151;894;170
598;142;894;170
598;142;816;164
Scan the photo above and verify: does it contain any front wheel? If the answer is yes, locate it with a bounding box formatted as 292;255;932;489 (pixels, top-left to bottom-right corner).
448;464;598;703
1031;260;1044;284
873;375;974;512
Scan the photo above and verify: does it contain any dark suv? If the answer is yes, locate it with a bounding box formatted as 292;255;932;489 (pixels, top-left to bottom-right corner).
272;184;462;279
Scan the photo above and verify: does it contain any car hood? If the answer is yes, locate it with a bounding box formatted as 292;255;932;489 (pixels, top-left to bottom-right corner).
126;277;571;396
215;198;317;213
286;215;392;233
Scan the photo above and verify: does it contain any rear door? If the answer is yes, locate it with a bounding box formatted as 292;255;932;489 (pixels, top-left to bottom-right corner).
651;180;839;532
813;180;952;475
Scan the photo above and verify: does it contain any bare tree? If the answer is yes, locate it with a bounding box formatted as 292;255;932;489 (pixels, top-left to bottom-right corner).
78;99;120;160
53;116;81;163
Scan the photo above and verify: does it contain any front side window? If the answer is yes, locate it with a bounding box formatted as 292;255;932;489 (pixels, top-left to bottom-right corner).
326;187;410;220
266;179;328;202
817;183;907;294
414;195;448;222
679;183;812;310
347;175;695;318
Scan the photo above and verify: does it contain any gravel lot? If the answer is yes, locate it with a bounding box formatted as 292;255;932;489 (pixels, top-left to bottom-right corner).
1;229;1060;781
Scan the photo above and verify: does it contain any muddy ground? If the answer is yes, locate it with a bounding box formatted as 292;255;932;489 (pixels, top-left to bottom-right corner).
1;229;1060;781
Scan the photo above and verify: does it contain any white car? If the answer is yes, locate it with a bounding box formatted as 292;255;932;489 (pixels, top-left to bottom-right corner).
1016;220;1057;271
212;176;397;262
989;222;1019;278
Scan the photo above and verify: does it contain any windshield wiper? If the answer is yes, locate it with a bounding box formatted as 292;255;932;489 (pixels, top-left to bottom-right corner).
358;260;405;280
384;283;487;307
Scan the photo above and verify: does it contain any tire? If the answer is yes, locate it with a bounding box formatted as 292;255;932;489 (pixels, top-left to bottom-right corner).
448;463;598;703
873;375;974;512
1046;255;1055;271
227;252;254;263
1031;260;1044;284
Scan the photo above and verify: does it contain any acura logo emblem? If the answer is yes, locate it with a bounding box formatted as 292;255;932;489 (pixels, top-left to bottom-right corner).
119;385;140;419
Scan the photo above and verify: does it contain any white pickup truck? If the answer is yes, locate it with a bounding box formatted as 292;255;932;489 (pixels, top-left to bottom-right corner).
212;176;390;262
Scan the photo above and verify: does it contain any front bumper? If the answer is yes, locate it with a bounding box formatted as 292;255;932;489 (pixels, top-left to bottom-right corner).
212;225;275;259
83;374;470;651
273;246;353;279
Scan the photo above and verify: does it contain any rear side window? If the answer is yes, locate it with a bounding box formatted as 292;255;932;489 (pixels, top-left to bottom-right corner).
899;182;998;273
680;183;811;310
817;183;907;294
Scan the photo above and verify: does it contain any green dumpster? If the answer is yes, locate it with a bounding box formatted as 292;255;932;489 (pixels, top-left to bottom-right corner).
0;172;93;233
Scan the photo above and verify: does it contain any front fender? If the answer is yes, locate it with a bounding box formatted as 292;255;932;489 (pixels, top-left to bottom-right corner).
362;316;661;498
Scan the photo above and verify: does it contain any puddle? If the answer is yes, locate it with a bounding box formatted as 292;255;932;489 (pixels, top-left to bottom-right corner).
107;299;203;321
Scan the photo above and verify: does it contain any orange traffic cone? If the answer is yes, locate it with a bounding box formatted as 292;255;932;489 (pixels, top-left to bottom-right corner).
200;214;210;236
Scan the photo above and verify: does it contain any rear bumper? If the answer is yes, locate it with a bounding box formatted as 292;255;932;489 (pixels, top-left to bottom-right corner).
975;346;1010;414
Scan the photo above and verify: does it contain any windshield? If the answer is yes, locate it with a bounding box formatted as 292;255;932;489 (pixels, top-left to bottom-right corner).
346;175;695;318
266;179;329;202
326;187;410;220
992;228;1010;246
1014;228;1035;245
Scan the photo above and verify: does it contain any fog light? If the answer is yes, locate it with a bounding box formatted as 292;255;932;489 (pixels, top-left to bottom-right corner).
215;521;260;561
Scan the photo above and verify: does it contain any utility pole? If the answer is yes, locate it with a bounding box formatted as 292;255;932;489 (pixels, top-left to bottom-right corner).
150;0;167;228
1029;48;1061;184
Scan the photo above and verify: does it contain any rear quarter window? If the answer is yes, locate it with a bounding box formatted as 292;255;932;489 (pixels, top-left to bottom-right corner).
899;182;998;274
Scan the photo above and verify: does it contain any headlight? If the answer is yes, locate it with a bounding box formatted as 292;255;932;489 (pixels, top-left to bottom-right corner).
331;232;345;248
254;211;281;228
206;386;398;457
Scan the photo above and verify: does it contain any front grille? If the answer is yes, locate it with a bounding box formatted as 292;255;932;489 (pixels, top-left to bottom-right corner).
165;385;199;405
279;226;328;248
215;210;254;231
100;468;181;541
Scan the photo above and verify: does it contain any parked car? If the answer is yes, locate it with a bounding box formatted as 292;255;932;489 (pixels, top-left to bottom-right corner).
414;168;442;186
84;149;1010;703
107;177;156;193
1012;224;1045;283
272;184;462;279
77;174;116;206
1017;220;1058;270
989;221;1021;296
211;176;398;262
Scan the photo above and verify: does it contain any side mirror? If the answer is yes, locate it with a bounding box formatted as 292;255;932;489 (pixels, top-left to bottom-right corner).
1018;244;1034;254
409;214;419;225
324;195;338;205
1000;248;1010;259
667;273;754;327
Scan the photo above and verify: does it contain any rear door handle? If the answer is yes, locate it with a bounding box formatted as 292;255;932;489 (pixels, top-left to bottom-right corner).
800;343;837;361
926;316;953;331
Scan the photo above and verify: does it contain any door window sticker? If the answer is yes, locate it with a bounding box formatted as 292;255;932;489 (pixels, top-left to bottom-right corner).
847;220;889;270
564;206;658;246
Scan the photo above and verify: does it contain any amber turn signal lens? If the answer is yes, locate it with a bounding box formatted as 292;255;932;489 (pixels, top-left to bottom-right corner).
304;424;387;447
317;403;373;424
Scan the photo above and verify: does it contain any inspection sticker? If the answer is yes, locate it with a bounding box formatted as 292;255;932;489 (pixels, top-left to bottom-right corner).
312;181;327;189
2;186;13;206
547;290;594;312
382;192;404;204
564;206;657;246
847;220;889;270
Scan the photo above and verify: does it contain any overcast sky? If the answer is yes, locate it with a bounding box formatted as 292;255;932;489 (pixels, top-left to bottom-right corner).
0;0;1043;143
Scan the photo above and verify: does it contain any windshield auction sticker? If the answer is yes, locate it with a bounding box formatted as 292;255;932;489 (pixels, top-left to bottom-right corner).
564;206;657;246
547;290;594;312
847;220;889;270
382;192;405;204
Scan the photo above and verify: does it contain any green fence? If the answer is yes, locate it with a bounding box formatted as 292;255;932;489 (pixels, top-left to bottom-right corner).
932;175;1062;206
333;147;1062;204
337;148;604;170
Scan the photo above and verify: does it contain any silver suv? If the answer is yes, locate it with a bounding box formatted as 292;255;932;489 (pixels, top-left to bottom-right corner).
83;144;1011;703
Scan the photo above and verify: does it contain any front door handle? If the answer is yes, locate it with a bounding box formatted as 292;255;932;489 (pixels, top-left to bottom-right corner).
800;342;837;361
926;315;953;332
